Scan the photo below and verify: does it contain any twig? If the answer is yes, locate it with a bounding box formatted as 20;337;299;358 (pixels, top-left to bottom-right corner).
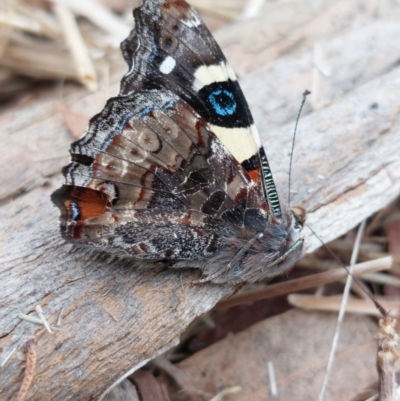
18;308;57;332
190;0;244;20
36;305;53;334
51;0;130;43
152;357;193;392
241;0;266;19
215;256;392;309
53;2;97;91
267;361;278;398
1;347;16;368
1;41;77;80
18;314;46;325
362;272;400;287
15;339;36;401
318;220;366;401
377;316;399;401
0;4;13;59
210;386;242;401
288;294;400;317
4;0;61;38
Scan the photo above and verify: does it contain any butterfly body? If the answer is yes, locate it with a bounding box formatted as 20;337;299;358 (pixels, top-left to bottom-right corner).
51;0;305;284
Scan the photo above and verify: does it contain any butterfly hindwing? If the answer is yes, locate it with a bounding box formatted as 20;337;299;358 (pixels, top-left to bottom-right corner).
52;88;268;259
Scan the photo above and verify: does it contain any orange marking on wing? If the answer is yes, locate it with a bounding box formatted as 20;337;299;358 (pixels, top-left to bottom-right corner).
171;0;189;11
248;169;260;184
68;187;108;220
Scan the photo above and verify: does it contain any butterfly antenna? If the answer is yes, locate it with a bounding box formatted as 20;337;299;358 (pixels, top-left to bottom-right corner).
288;90;311;208
305;222;388;317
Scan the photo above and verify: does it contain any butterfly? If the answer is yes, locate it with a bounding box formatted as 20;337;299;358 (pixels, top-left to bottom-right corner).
51;0;305;284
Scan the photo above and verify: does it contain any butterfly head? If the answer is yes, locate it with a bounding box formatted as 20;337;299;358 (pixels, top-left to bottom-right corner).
288;205;306;238
202;206;306;284
234;207;305;283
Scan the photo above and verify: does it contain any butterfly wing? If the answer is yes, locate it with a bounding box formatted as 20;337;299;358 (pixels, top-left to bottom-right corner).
52;88;268;259
52;0;303;281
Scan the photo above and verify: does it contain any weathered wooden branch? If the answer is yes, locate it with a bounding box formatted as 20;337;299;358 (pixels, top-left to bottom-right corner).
1;0;400;399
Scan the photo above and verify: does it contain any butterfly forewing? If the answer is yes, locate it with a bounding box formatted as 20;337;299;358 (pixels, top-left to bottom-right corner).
120;0;266;174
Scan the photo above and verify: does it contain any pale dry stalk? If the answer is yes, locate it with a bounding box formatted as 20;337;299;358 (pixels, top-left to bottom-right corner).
52;1;97;91
216;256;392;309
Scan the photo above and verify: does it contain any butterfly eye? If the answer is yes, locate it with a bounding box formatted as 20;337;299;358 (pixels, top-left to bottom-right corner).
290;206;306;227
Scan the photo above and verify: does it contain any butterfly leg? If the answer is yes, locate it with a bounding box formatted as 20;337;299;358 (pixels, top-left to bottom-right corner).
191;268;227;284
228;238;305;285
192;232;264;284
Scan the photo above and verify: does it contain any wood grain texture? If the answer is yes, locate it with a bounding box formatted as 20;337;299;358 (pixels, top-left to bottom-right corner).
1;0;400;399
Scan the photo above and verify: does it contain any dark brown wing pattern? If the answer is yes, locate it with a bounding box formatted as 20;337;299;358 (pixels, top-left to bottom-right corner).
52;0;305;283
52;89;268;260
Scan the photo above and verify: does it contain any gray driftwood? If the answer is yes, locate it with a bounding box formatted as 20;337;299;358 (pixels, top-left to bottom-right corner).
1;0;400;399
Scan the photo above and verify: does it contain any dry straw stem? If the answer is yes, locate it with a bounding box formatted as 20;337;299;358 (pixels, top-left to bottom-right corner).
241;0;267;20
3;0;61;38
0;8;42;37
209;386;242;401
0;36;77;80
377;316;400;401
190;0;245;20
287;294;400;317
52;2;97;91
0;3;13;57
15;338;36;401
318;219;366;401
35;305;53;334
152;357;193;392
216;256;392;309
52;0;130;43
362;272;400;288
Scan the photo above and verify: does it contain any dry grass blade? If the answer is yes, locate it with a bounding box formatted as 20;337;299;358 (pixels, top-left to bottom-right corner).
318;220;366;401
3;0;61;38
209;386;241;401
241;0;266;19
0;5;40;35
152;357;194;392
0;4;13;58
215;256;392;309
52;2;97;91
1;347;16;368
362;272;400;287
190;0;245;20
0;39;77;80
51;0;130;42
288;294;400;317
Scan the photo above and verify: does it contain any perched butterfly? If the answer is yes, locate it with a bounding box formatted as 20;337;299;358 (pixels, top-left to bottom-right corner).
51;0;305;284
